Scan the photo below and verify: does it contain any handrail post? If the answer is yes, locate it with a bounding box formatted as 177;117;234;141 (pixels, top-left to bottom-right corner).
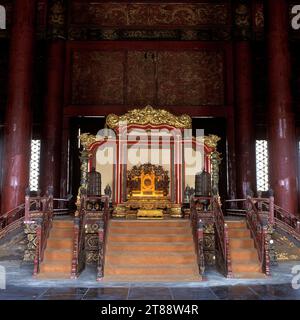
197;219;205;276
257;191;262;211
33;223;41;277
263;226;271;276
97;226;104;281
224;223;233;278
97;195;110;281
36;189;41;211
246;195;251;211
24;192;30;222
224;223;227;259
71;216;80;279
296;221;300;233
269;196;275;225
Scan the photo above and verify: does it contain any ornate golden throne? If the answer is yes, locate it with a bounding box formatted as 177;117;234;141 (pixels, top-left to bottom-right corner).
126;163;171;219
127;163;169;198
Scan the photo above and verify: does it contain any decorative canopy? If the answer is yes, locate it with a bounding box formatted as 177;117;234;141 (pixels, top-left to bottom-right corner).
79;106;220;151
106;105;192;129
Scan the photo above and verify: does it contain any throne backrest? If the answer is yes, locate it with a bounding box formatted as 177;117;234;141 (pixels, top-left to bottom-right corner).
127;163;169;197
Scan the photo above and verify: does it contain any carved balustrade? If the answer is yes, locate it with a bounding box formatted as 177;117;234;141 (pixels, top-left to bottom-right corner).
245;196;272;276
212;196;233;277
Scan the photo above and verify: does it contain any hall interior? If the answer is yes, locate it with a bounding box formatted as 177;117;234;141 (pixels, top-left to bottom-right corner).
0;0;300;287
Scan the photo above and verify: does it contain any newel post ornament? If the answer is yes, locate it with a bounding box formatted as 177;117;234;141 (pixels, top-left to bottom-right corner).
77;133;97;210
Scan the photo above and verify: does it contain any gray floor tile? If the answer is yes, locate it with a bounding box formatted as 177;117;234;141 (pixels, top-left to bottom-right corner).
83;287;129;300
128;287;172;300
211;285;260;300
170;287;219;300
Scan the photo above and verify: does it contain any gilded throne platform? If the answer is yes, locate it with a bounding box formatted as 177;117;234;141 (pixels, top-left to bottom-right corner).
78;106;221;220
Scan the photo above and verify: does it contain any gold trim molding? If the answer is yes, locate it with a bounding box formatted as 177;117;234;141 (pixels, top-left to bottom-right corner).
106;105;192;129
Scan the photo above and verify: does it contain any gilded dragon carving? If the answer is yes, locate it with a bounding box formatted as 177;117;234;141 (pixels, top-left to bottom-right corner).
106;105;192;129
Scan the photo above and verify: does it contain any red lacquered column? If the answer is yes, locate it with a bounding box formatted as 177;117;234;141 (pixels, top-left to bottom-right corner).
39;0;66;197
266;0;298;214
233;2;256;199
1;0;37;215
40;40;65;196
235;41;256;199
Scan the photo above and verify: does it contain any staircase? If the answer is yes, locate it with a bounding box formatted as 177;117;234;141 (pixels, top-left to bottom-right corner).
226;220;265;278
104;220;200;282
37;219;73;279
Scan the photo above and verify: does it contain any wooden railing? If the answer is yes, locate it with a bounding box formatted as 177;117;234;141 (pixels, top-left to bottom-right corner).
225;197;275;221
30;192;54;276
260;200;300;242
97;196;110;281
0;204;26;231
53;194;73;215
71;193;86;279
213;196;233;277
245;196;272;276
0;203;31;240
0;189;41;237
71;193;110;280
189;196;206;277
0;191;72;240
225;198;247;217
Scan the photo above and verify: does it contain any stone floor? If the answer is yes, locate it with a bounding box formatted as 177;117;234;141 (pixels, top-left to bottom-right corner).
0;260;300;300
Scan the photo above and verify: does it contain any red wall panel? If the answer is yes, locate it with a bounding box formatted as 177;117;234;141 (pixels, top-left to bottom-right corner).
65;41;232;114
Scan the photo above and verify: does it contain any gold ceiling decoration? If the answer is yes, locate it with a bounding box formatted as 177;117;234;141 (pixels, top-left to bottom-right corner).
106;105;192;129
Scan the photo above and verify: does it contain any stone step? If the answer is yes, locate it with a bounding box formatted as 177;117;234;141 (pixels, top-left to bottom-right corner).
52;220;74;228
106;242;195;252
230;238;254;249
40;261;71;273
47;238;73;249
226;221;247;229
103;274;202;282
109;226;191;235
232;272;266;279
108;234;193;242
50;228;74;237
228;228;250;238
105;218;198;280
105;264;199;276
231;262;261;273
106;252;196;265
36;272;71;279
109;220;190;228
43;249;73;261
231;248;258;260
